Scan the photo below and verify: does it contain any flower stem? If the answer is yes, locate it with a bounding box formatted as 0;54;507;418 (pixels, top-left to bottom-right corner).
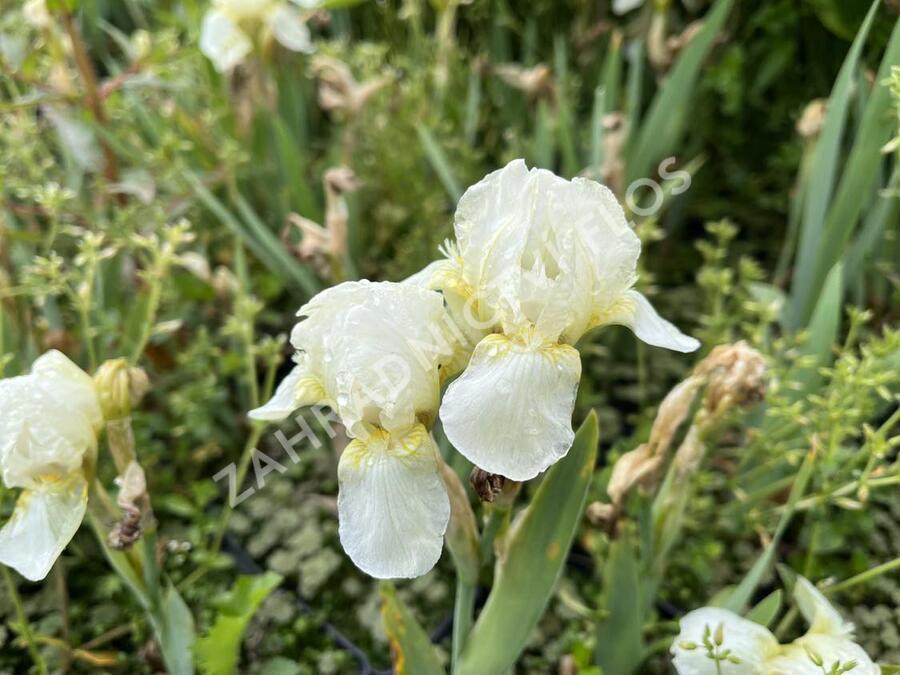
211;424;265;555
1;566;48;675
452;579;476;673
128;273;162;365
825;557;900;596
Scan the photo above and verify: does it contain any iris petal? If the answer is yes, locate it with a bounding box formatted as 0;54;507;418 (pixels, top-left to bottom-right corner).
0;475;88;582
604;290;700;353
440;334;581;481
267;4;314;53
199;9;252;72
337;425;449;579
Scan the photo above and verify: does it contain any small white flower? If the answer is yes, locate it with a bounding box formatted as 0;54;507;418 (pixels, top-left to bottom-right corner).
249;281;457;578
22;0;51;28
671;607;780;674
199;0;314;73
671;577;879;675
765;578;879;675
0;351;102;581
422;159;698;481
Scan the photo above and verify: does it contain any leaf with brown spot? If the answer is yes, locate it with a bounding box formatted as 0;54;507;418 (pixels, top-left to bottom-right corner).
379;582;445;675
456;412;599;675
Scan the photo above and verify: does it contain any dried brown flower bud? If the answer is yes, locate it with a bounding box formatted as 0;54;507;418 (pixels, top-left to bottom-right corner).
109;461;148;550
285;166;358;280
470;467;506;503
493;63;554;101
696;341;767;415
311;56;388;117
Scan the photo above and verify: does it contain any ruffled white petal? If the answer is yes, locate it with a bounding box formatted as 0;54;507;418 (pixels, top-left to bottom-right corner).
267;4;314;53
200;9;252;72
603;290;700;353
247;363;326;421
439;334;581;481
671;607;779;675
766;637;879;675
404;257;483;378
31;350;102;433
0;475;88;581
453;159;642;344
0;355;98;489
336;426;449;578
291;281;452;435
793;577;854;638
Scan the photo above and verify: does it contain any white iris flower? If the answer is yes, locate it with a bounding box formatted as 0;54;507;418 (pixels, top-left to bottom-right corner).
199;0;315;73
0;351;102;581
671;577;880;674
418;159;699;481
249;281;456;579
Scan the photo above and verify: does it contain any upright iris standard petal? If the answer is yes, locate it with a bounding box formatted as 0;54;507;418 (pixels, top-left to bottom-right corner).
0;351;99;489
601;290;700;353
440;334;581;481
671;607;779;675
199;9;253;72
336;425;450;579
0;475;88;582
266;4;314;53
31;350;103;432
290;281;454;436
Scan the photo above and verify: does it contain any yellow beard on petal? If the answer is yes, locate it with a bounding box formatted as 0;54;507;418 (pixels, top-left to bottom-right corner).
342;425;431;470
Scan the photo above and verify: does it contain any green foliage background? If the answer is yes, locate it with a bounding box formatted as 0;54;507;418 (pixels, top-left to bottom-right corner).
0;0;898;673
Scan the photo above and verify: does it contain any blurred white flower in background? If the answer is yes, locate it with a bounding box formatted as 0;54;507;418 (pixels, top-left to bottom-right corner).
200;0;315;73
671;577;880;674
418;159;698;481
250;281;458;578
0;351;102;581
22;0;50;29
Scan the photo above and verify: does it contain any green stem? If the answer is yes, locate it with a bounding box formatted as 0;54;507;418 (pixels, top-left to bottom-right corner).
129;273;162;365
179;424;265;591
478;506;507;565
211;423;265;555
825;557;900;596
1;566;48;675
452;579;476;673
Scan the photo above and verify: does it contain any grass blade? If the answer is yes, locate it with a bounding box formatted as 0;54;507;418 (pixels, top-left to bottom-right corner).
416;123;462;203
595;532;645;675
625;0;734;184
787;0;881;329
723;449;816;613
791;262;844;398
